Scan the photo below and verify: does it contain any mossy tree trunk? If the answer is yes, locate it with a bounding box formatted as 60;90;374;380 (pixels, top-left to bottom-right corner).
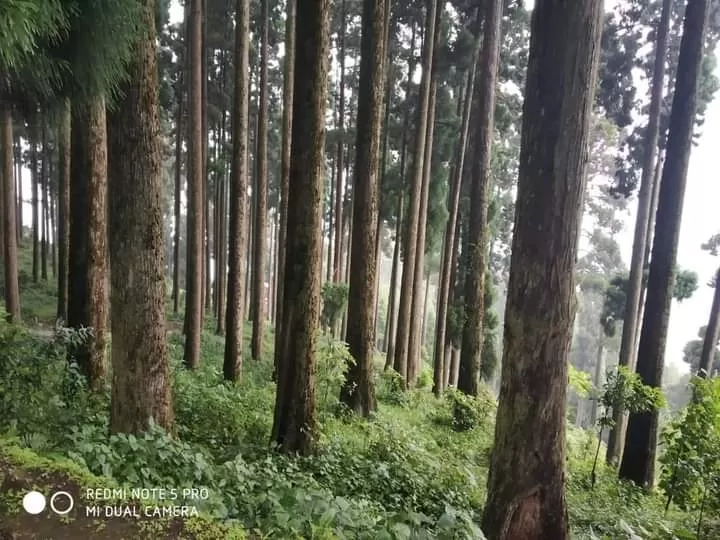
481;0;603;537
107;0;174;434
339;0;387;416
223;0;250;382
619;0;711;489
271;0;329;455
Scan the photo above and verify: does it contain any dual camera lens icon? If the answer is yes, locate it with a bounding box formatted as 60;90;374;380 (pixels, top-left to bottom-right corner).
22;490;74;515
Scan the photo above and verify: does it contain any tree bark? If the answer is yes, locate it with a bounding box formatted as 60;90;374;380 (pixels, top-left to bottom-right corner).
1;104;20;322
333;0;347;285
606;0;671;466
481;0;603;537
224;0;250;382
384;190;403;369
202;0;210;318
271;0;329;455
408;75;437;386
183;0;204;370
619;0;711;489
274;0;296;379
107;0;174;434
697;268;720;376
14;137;22;246
393;0;439;386
68;98;109;392
31;116;39;283
339;0;386;415
457;0;503;397
251;0;269;361
40;120;48;282
57;100;70;322
433;17;480;395
172;71;184;315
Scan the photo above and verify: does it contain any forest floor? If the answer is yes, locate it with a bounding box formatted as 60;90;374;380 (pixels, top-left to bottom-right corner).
0;246;717;539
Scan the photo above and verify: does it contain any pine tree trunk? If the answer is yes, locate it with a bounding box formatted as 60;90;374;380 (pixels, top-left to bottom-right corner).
481;0;603;536
14;137;22;246
1;104;20;322
421;273;431;345
183;0;204;369
333;0;347;284
216;170;228;334
433;23;479;394
384;190;403;369
457;0;503;397
339;0;386;415
408;75;437;387
49;173;56;278
107;0;174;434
31;117;39;283
201;0;210;318
606;0;671;466
271;0;329;454
393;0;439;385
57;100;70;322
172;76;184;314
698;268;720;377
274;0;296;377
590;337;605;427
224;0;250;382
40;123;48;281
619;0;711;489
444;215;462;388
68;98;109;392
251;0;269;360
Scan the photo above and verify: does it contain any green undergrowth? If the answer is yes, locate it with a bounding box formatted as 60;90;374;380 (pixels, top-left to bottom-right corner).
0;294;717;538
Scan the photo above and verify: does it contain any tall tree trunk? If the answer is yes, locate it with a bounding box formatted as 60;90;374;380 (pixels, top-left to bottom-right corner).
183;0;204;369
698;268;720;377
393;0;439;385
590;336;605;427
274;0;296;377
1;104;20;322
49;169;56;278
201;0;210;318
339;0;386;415
68;98;109;392
433;24;479;394
57;100;70;322
619;0;711;489
216;168;228;334
481;0;603;536
224;0;250;382
333;0;347;284
271;0;329;455
421;273;431;345
457;0;503;397
251;0;270;360
31;117;39;283
14;137;22;246
107;0;174;434
606;0;671;466
40;123;48;281
408;76;437;387
445;214;462;388
384;191;403;369
172;74;184;315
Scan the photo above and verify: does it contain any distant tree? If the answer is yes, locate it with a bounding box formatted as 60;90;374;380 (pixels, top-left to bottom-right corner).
620;0;712;488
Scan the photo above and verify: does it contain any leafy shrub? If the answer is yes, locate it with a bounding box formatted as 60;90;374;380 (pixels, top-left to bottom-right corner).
320;282;349;330
446;388;495;432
